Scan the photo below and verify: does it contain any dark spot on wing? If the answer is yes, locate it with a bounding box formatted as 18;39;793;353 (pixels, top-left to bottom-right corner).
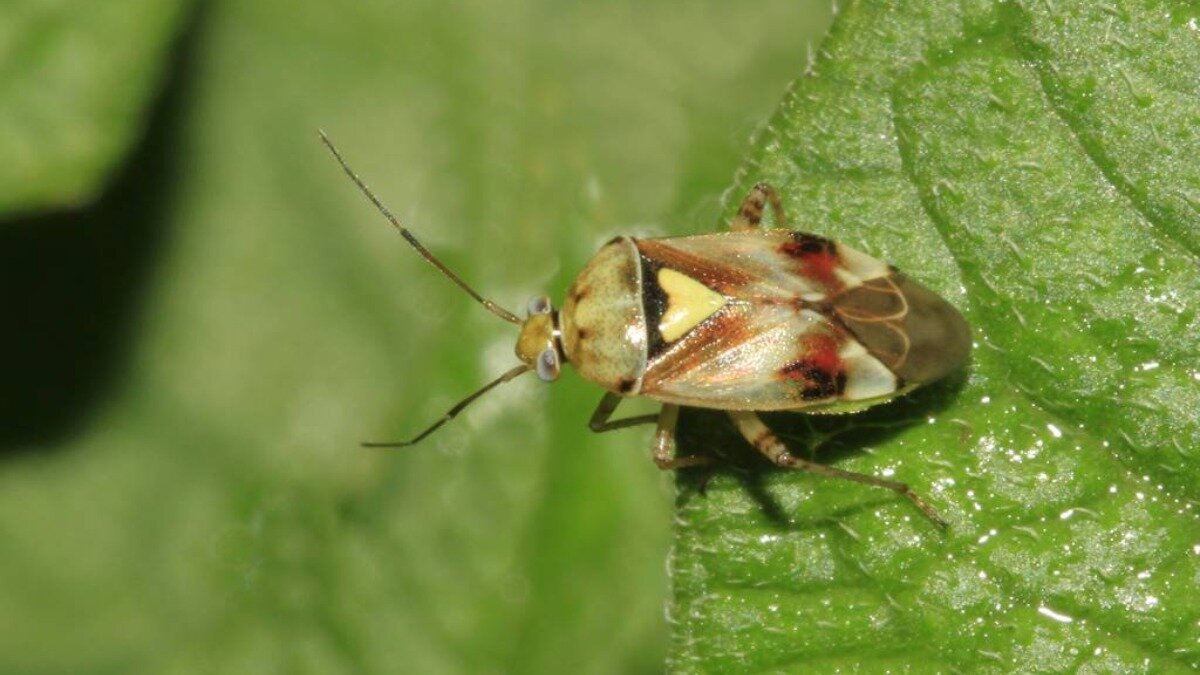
780;360;847;400
779;330;847;401
779;232;836;258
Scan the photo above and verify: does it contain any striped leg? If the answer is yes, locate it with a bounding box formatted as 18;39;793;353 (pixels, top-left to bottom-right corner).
730;182;787;231
727;411;946;528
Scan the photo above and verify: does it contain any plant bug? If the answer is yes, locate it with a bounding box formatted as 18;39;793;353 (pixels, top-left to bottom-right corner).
320;131;971;527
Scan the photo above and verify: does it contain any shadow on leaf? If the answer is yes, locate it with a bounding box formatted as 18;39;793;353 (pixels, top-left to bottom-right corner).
0;6;208;453
672;370;968;528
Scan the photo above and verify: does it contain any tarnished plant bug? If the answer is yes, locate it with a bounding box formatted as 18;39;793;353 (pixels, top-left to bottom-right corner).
321;131;970;527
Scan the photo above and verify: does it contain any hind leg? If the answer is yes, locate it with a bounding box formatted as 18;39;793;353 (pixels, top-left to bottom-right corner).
727;411;946;528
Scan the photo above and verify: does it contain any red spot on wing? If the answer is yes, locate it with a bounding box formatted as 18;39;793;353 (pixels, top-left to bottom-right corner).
807;332;843;374
779;332;847;400
779;234;841;291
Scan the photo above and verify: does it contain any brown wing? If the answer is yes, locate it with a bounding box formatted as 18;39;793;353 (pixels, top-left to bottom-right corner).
635;229;893;302
632;231;902;410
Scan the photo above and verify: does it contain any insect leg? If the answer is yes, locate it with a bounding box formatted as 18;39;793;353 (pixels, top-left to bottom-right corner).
652;404;710;470
588;392;657;432
729;182;787;231
727;411;946;528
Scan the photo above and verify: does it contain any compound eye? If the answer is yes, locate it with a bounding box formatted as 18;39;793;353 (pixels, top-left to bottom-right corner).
527;295;552;316
535;347;561;382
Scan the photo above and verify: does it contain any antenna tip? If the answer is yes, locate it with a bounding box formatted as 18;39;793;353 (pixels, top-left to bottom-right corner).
361;440;413;449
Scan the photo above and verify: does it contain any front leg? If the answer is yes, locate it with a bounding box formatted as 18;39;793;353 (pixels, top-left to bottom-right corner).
588;392;657;432
730;182;787;231
727;411;946;528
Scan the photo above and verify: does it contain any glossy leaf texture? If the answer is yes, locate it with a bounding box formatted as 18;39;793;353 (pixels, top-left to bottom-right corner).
669;2;1200;673
0;0;195;214
0;1;833;673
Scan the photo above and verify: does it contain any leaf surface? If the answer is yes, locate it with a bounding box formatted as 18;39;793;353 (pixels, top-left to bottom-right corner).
669;2;1200;672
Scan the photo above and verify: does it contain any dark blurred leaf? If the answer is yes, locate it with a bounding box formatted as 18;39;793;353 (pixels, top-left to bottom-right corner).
669;2;1200;672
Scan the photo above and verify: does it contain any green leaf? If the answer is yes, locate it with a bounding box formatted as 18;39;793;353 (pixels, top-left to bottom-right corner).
0;1;833;673
669;2;1200;672
0;0;195;214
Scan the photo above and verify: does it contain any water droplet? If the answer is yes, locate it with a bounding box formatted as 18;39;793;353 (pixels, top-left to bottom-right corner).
1038;605;1074;623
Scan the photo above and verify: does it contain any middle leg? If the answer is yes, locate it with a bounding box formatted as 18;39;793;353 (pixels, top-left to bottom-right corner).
652;404;710;470
587;394;710;470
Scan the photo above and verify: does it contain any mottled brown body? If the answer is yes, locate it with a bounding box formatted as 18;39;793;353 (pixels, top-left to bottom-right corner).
324;130;972;527
557;229;970;411
556;183;970;526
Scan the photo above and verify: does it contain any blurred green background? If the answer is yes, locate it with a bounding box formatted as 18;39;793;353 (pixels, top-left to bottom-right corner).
1;1;833;672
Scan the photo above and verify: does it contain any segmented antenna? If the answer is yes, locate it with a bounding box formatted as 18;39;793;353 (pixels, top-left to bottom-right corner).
319;130;522;325
361;364;531;447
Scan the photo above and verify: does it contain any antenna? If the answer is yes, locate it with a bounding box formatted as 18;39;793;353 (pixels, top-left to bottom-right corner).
362;364;532;447
319;130;523;325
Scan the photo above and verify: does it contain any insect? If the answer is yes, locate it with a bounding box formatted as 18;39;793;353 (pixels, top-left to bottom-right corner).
320;131;971;527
